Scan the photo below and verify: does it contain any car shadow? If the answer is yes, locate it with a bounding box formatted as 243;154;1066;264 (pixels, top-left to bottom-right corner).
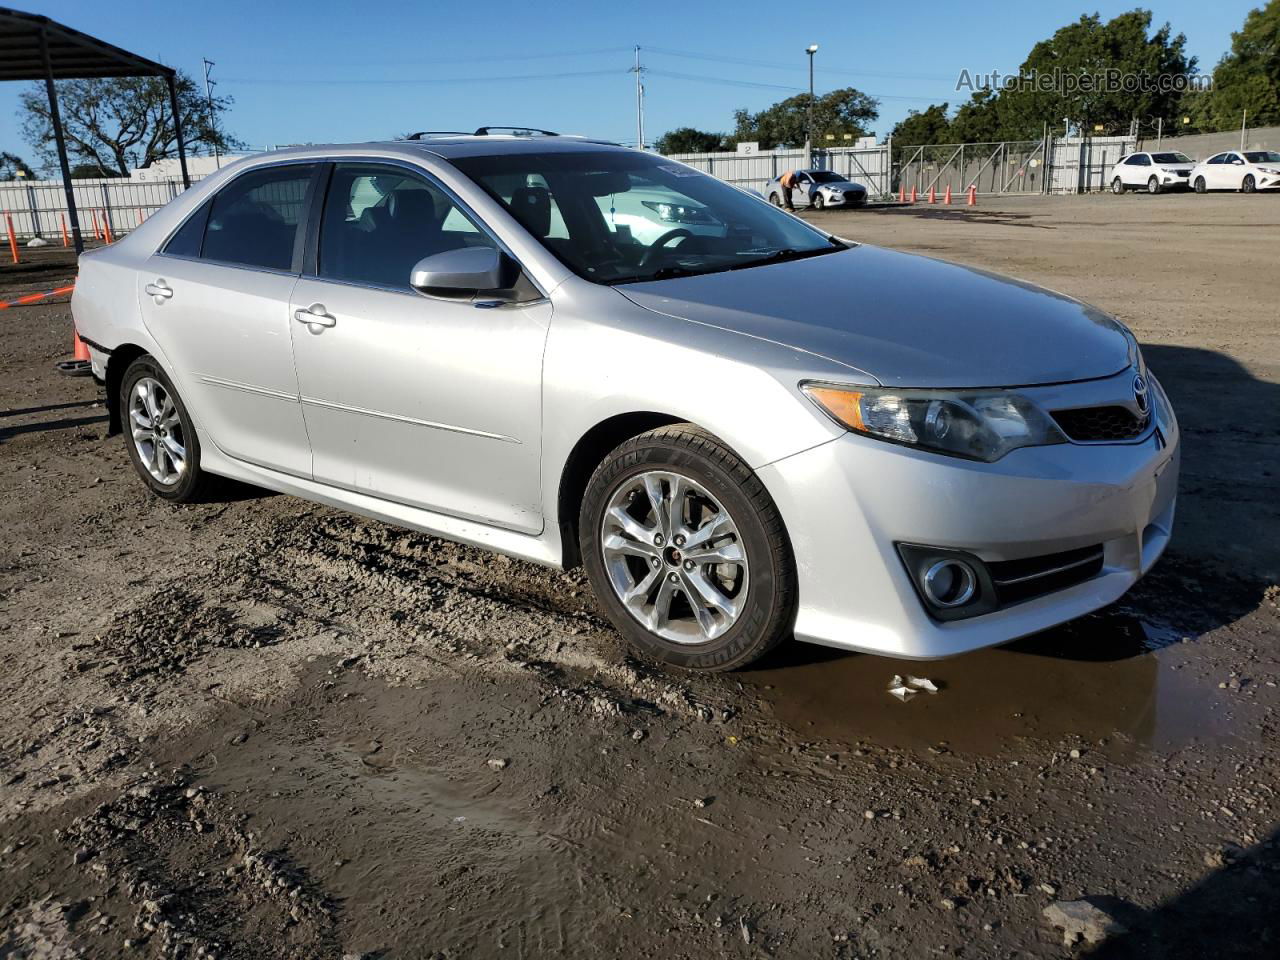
1085;826;1280;959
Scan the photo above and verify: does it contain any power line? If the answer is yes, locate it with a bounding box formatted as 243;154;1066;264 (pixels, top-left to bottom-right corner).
221;68;627;86
644;46;956;83
645;68;953;102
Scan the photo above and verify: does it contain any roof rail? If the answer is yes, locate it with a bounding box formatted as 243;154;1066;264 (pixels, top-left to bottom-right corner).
473;126;559;137
405;130;472;140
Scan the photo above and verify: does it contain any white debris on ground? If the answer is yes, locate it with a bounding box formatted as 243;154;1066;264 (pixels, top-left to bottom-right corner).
1042;899;1130;946
887;675;940;701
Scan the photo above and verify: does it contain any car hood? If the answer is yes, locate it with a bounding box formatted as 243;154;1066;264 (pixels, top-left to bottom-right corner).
616;244;1132;388
820;182;866;192
1158;163;1195;172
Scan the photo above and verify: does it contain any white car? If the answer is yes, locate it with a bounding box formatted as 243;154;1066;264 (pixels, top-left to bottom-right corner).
1188;150;1280;194
764;170;869;210
1109;151;1195;194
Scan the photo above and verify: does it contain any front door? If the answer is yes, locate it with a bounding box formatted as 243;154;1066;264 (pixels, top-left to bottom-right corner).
288;162;550;534
137;163;317;477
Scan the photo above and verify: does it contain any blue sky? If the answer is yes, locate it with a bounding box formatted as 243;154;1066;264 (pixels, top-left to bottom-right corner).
0;0;1263;160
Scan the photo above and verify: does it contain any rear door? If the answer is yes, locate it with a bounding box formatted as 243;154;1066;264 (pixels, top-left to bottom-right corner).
287;161;550;533
137;163;319;477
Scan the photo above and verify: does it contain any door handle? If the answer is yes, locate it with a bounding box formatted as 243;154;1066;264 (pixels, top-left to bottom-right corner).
145;280;173;302
293;304;336;329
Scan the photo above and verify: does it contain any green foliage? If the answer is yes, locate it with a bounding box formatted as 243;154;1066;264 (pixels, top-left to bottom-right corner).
653;127;726;154
732;87;879;149
0;151;34;180
19;71;241;177
1200;0;1280;129
890;103;951;145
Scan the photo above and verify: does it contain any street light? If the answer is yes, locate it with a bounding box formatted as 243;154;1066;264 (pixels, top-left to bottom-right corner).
806;44;819;165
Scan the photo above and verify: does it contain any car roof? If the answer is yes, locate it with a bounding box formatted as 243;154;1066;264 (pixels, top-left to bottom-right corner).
224;134;633;169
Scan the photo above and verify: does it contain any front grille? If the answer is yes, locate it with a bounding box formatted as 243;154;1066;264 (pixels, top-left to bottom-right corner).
1052;405;1149;442
987;545;1104;606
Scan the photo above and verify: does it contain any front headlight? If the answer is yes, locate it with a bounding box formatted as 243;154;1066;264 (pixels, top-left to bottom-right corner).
802;383;1067;462
1259;167;1280;175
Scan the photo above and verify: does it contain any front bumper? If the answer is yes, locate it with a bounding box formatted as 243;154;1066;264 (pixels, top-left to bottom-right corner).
758;387;1179;658
820;190;868;207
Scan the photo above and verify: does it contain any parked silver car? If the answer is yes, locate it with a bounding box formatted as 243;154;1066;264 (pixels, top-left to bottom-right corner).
74;132;1179;671
764;169;869;209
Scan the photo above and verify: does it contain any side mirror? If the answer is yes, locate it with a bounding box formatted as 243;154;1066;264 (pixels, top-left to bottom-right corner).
409;247;520;300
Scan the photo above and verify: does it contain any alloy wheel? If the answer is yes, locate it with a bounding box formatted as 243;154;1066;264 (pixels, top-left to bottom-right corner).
599;469;748;645
129;376;186;485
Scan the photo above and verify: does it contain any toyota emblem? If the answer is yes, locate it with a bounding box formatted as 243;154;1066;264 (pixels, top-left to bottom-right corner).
1133;374;1150;414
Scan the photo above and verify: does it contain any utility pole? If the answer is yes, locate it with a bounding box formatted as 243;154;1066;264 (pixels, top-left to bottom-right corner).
632;46;646;151
1156;116;1162;149
1240;109;1248;150
805;45;818;166
203;58;220;169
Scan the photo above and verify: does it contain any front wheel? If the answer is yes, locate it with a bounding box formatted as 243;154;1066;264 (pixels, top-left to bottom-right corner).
811;193;825;211
1242;175;1256;194
1111;177;1125;195
580;425;796;671
120;356;212;502
1194;176;1207;194
1147;176;1161;195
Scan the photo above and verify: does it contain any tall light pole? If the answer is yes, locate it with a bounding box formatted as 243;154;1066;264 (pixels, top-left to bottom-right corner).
805;45;818;166
632;46;646;150
203;58;220;169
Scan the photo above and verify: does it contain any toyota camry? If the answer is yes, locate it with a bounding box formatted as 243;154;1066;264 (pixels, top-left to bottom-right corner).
72;130;1179;671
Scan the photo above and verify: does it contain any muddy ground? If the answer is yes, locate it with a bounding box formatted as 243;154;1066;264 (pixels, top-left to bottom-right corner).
1;192;1277;959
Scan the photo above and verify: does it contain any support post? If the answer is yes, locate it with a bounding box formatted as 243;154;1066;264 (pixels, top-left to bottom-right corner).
39;27;83;255
168;72;191;188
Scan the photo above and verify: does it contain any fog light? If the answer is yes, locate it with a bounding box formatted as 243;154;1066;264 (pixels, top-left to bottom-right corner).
922;559;977;607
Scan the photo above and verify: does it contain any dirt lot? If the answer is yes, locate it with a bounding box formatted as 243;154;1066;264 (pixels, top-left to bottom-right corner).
1;192;1277;959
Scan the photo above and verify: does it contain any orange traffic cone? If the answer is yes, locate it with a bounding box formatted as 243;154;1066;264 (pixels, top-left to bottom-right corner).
943;185;953;205
898;183;906;203
927;186;936;204
967;185;977;206
58;330;94;377
910;186;918;203
60;213;69;247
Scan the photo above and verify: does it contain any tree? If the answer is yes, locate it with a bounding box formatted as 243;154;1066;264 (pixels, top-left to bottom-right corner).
991;11;1197;140
1201;0;1280;129
890;103;951;145
653;127;726;154
19;71;241;177
949;90;1005;143
732;87;879;149
0;151;34;180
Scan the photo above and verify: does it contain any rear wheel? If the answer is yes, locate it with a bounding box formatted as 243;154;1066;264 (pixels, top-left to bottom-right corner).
580;425;796;671
768;192;782;206
1194;176;1207;194
120;356;211;502
1147;176;1161;195
1242;175;1256;194
1111;177;1125;195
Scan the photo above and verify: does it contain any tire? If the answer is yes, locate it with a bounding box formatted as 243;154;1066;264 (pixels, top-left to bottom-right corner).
1242;175;1256;194
120;355;211;503
768;192;782;206
1194;176;1207;194
1147;176;1161;195
579;424;796;671
812;193;825;211
1111;177;1125;195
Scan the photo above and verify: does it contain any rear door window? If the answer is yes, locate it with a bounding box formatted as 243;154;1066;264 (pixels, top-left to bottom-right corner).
202;165;315;271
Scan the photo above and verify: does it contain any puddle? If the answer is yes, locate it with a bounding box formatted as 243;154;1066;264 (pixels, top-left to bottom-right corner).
744;611;1245;756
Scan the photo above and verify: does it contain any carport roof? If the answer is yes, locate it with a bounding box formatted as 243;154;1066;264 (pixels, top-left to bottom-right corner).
0;6;174;82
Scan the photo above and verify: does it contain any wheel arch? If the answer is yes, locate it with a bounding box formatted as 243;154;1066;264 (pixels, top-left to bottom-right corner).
103;342;151;436
556;411;689;568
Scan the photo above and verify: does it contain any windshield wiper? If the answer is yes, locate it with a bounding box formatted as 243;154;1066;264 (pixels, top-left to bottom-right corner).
728;244;843;271
604;264;708;285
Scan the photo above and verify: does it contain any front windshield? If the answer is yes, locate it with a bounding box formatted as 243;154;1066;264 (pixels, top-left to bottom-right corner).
1151;152;1191;164
1245;151;1280;164
451;150;843;285
808;170;848;183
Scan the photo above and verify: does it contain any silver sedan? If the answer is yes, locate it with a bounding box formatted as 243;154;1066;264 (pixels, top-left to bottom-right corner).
73;134;1178;671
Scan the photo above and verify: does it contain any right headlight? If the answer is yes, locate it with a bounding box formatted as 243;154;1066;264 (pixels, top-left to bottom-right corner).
802;383;1068;462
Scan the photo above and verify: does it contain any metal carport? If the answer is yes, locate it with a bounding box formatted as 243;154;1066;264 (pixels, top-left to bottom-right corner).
0;6;191;256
